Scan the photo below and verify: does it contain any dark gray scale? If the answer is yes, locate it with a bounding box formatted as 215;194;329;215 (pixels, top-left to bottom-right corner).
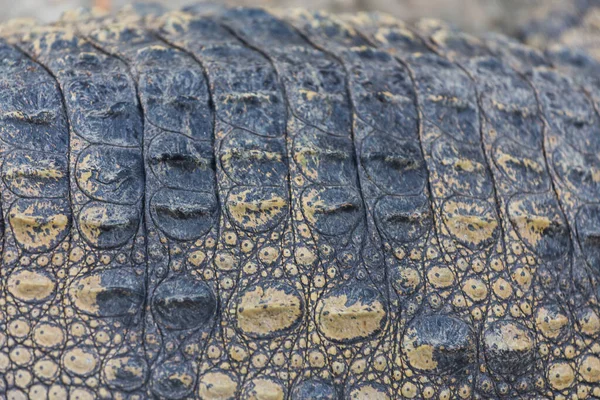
415;19;490;59
15;26;148;396
339;13;489;400
343;17;481;144
407;54;482;145
529;68;600;394
291;378;339;400
151;277;216;330
292;127;356;186
206;7;393;393
532;68;600;206
220;130;287;186
576;204;600;274
73;14;220;399
0;39;71;397
374;195;432;244
483;33;553;76
64;71;143;146
487;33;600;306
18;34;145;252
466;58;545;148
382;23;502;298
216;5;367;276
75;145;144;205
159;16;288;138
156;9;301;396
4;6;600;399
430;135;494;198
149;132;215;191
519;0;600;60
536;70;600;154
544;46;600;112
485;28;600;398
219;8;351;137
280;10;430;396
423;27;587;399
553;140;600;202
361;135;427;195
421;27;545;399
364;15;553;400
460;43;565;237
339;12;431;57
150;188;217;240
517;0;593;48
0;79;68;153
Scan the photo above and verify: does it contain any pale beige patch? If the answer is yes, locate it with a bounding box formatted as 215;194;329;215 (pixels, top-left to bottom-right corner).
492;278;513;300
579;356;600;383
348;384;390;400
548;362;575;390
442;199;498;248
404;338;437;371
7;270;56;303
33;359;59;380
237;285;303;337
243;377;285;400
462;278;488;302
198;371;238;400
63;347;98;376
484;322;533;354
69;388;94;400
578;308;600;336
68;274;102;315
33;324;64;348
9;202;69;252
317;293;386;342
428;266;454;288
535;307;568;339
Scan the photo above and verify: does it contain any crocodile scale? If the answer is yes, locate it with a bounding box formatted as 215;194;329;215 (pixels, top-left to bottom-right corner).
0;5;598;400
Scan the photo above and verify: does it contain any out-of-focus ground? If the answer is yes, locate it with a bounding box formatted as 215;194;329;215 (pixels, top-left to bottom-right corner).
0;0;580;35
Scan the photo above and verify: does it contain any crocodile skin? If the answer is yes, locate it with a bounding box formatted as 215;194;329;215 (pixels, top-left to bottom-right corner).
0;5;598;399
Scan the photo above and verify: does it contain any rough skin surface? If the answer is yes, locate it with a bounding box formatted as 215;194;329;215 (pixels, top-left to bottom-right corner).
520;0;600;61
0;5;599;400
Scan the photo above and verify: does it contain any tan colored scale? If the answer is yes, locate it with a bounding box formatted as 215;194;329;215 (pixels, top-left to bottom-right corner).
221;9;400;396
1;4;600;399
281;9;462;397
71;8;224;399
339;12;491;399
154;8;303;397
418;23;549;398
423;22;600;398
488;29;600;398
9;22;148;398
526;65;600;398
387;21;501;317
0;33;73;399
236;285;304;337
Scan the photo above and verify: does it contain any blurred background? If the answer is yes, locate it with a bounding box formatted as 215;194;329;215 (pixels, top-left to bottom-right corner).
0;0;596;46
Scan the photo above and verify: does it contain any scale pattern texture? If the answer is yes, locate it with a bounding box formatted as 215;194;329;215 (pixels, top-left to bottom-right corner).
0;5;599;400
